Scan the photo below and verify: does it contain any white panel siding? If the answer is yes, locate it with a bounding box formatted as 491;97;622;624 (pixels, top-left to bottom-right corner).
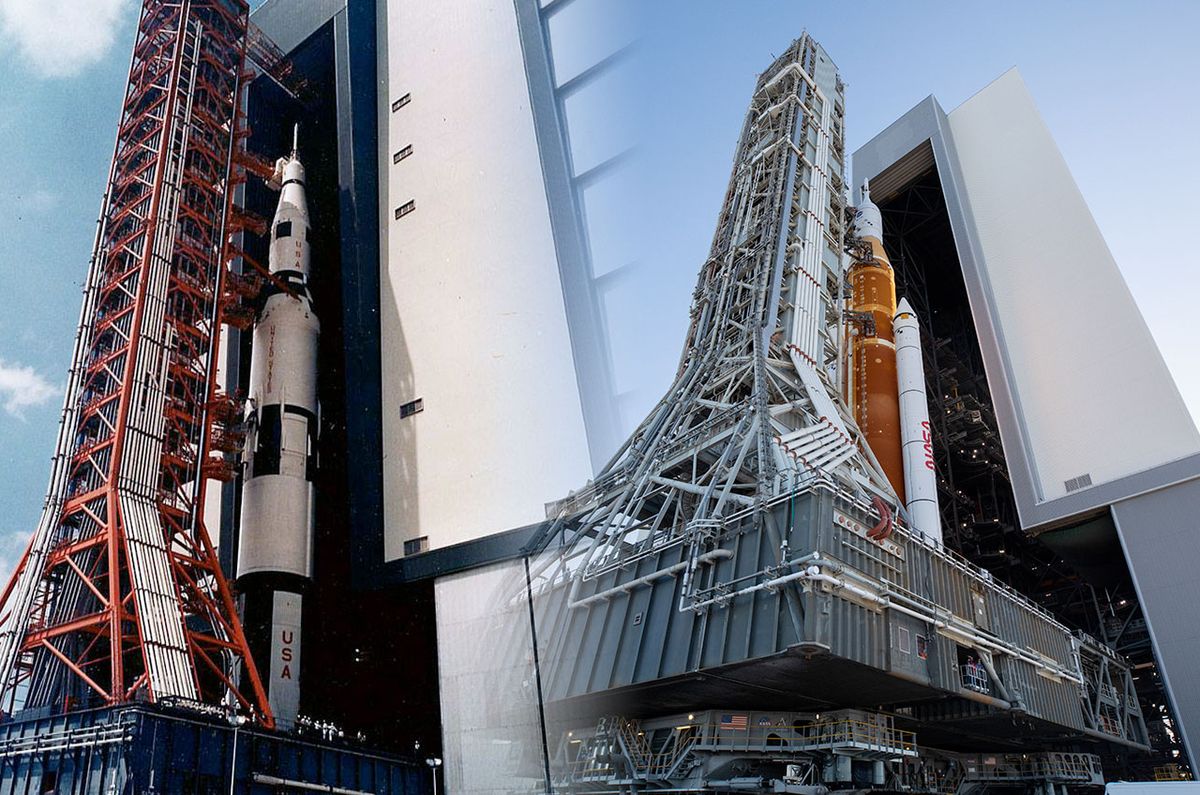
380;0;591;556
435;563;544;794
947;70;1200;502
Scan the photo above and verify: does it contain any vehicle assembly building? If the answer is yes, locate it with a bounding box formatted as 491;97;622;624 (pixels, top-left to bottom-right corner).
0;1;1197;793
851;70;1200;772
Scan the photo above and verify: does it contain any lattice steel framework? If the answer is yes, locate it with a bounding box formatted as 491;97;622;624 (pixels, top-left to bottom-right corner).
519;35;1148;763
0;0;272;726
529;34;890;587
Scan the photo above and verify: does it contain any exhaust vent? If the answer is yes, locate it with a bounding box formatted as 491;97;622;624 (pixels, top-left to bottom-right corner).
403;536;429;556
400;398;424;418
1064;473;1093;493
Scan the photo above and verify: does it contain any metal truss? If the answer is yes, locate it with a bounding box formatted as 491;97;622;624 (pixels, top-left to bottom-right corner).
0;0;271;726
559;711;917;791
516;34;1149;769
528;35;892;596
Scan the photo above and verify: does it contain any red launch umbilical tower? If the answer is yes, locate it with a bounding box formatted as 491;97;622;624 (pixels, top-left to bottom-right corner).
0;0;272;726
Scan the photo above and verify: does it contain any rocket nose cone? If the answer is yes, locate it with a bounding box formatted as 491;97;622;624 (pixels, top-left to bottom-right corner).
895;297;916;320
854;180;884;242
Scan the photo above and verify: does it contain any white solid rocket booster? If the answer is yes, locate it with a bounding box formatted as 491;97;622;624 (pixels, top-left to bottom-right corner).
894;298;941;543
236;136;319;730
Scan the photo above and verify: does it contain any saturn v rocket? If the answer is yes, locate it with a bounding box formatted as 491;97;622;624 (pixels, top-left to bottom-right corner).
236;139;319;730
848;181;941;542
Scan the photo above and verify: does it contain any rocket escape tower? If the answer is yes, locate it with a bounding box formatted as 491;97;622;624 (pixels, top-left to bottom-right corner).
0;0;273;725
523;34;1151;791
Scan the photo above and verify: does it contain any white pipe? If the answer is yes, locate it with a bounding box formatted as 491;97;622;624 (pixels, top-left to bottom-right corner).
803;439;855;473
685;554;822;612
777;423;837;448
758;61;821;99
570;550;733;609
756;92;801;123
251;774;374;795
779;426;840;459
650;476;755;506
750;135;789;165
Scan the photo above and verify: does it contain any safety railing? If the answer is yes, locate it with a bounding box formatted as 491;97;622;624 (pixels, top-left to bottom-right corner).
964;752;1102;783
1153;764;1191;782
691;717;917;756
0;720;132;759
561;754;615;783
960;663;991;695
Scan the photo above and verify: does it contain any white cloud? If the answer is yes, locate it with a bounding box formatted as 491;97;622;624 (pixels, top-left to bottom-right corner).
0;359;57;418
25;189;60;213
0;0;131;79
0;531;28;592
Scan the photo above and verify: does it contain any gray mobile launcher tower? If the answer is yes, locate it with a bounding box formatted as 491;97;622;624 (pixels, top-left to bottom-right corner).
521;34;1152;794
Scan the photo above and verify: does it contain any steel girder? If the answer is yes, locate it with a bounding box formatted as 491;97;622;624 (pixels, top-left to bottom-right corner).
0;0;271;727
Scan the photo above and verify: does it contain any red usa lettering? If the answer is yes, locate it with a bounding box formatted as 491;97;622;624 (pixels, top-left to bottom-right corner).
921;421;935;469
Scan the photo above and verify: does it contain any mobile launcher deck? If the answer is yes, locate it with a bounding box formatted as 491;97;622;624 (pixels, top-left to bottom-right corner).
530;483;1148;791
0;702;427;794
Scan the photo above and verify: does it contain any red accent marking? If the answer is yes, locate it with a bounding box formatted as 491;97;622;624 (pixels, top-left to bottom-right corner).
866;496;894;542
0;0;273;728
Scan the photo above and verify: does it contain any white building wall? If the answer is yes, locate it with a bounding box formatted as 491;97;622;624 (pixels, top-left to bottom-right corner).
947;69;1200;502
435;561;544;795
379;0;592;558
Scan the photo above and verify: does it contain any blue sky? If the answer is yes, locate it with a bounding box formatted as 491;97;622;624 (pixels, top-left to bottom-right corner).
0;0;140;573
0;0;269;572
0;1;1197;577
611;1;1200;435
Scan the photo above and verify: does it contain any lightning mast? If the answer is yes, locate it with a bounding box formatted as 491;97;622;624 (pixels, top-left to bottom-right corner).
0;0;272;725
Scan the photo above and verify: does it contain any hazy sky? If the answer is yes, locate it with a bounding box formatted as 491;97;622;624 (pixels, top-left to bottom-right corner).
0;1;1196;575
609;1;1200;438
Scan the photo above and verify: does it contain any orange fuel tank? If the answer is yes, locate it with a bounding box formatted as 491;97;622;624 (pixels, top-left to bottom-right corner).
848;182;905;501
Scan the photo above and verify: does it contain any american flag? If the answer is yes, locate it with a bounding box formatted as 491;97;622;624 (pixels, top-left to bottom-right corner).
720;714;748;730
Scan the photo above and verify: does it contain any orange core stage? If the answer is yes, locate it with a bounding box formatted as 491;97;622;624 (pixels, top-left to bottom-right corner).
849;236;905;501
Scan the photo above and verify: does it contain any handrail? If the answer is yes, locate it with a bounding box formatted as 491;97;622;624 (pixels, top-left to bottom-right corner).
964;751;1103;782
563;717;918;784
690;717;916;754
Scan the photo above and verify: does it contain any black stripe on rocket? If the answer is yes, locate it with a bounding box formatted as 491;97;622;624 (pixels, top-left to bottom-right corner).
250;403;319;481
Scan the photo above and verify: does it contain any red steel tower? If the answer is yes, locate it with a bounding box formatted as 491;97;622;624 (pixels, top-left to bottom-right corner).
0;0;272;726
